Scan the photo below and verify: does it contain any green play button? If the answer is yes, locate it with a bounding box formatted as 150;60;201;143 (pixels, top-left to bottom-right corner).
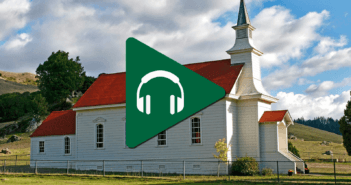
126;38;225;148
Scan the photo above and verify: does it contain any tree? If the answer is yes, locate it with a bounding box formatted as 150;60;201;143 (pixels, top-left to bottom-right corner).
36;50;85;104
213;138;230;161
29;92;49;122
339;98;351;155
78;75;96;94
288;141;301;158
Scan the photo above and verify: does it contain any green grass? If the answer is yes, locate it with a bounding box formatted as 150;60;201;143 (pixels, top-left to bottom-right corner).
290;139;351;161
0;173;350;185
0;132;31;160
288;123;343;143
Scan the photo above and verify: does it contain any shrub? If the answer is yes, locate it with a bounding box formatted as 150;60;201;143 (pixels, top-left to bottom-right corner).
288;141;301;157
232;156;259;176
261;168;273;176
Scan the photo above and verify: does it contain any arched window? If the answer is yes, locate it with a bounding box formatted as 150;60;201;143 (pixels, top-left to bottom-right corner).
64;137;70;154
96;124;104;148
191;117;201;144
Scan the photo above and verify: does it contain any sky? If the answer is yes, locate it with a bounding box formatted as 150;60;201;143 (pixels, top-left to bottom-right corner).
0;0;350;120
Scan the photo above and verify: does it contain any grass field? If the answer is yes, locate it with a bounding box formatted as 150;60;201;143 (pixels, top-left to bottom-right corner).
0;173;350;185
288;123;343;143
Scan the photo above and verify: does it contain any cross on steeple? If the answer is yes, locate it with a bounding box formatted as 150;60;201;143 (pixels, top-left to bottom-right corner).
237;0;251;26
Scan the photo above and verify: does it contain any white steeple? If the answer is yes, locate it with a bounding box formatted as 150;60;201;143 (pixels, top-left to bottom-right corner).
227;0;277;103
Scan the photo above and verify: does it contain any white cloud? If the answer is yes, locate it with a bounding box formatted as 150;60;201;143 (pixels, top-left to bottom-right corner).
314;35;347;54
0;0;268;75
263;47;351;91
4;33;32;50
273;90;350;120
0;0;30;40
297;78;314;85
253;6;329;67
305;77;351;97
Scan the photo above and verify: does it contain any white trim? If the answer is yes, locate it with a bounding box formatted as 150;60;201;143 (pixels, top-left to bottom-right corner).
93;117;107;123
156;130;168;147
95;123;105;150
63;136;71;155
73;103;126;111
189;116;203;146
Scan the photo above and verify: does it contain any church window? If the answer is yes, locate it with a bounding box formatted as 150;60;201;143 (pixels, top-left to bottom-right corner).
157;131;167;146
191;117;201;144
96;124;104;148
64;137;70;154
39;141;45;153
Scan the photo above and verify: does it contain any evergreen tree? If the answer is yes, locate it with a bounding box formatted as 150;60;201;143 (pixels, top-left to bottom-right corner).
339;97;351;155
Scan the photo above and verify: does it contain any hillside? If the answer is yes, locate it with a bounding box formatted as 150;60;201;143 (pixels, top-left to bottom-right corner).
0;70;37;85
0;79;38;95
288;123;343;143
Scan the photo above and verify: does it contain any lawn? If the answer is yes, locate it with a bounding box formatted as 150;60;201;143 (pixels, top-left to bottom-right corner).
0;173;351;184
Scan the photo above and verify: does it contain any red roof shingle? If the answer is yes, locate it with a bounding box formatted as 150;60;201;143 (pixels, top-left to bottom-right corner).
259;110;288;123
73;59;244;108
30;110;76;137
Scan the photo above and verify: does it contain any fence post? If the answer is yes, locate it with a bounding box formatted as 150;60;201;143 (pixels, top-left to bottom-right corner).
334;160;336;185
15;155;17;166
217;160;220;177
67;160;69;175
103;160;105;177
276;161;279;183
35;160;37;174
183;161;185;180
141;160;143;178
3;160;6;172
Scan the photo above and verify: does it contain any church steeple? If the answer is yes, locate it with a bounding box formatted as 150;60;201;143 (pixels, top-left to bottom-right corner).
226;0;262;56
237;0;251;26
226;0;277;103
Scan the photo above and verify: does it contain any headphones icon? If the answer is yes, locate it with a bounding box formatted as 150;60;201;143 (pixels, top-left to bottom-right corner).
137;70;184;115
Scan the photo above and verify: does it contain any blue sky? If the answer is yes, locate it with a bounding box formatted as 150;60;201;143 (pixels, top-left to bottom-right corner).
0;0;350;120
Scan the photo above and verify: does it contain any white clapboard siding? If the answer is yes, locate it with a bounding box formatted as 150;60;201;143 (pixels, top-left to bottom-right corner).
71;99;228;174
30;135;76;168
259;123;296;174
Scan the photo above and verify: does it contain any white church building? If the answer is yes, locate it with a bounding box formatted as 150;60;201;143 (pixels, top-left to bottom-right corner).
30;0;304;175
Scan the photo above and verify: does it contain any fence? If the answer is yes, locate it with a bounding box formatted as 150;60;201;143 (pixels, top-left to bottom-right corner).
0;159;350;184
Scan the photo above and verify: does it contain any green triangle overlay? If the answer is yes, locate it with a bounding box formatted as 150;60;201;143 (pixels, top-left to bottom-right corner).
126;37;225;148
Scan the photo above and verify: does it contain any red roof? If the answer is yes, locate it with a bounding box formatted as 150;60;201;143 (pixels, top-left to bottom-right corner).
73;59;244;108
259;110;288;123
30;110;76;137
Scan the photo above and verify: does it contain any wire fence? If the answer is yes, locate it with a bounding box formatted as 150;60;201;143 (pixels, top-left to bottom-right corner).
0;159;350;184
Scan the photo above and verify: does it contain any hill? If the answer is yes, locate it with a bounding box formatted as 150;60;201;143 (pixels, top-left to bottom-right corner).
0;70;37;86
288;123;343;143
0;79;38;95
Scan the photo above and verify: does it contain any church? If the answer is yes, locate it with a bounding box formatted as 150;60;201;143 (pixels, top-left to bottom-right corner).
30;0;304;175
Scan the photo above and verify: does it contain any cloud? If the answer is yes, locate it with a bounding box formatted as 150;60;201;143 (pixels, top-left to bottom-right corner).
314;35;347;54
263;46;351;91
297;78;314;85
0;0;262;75
253;6;329;67
0;0;30;40
4;33;32;50
305;77;351;97
273;90;350;119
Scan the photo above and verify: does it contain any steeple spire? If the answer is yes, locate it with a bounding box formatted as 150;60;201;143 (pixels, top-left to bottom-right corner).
237;0;251;26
